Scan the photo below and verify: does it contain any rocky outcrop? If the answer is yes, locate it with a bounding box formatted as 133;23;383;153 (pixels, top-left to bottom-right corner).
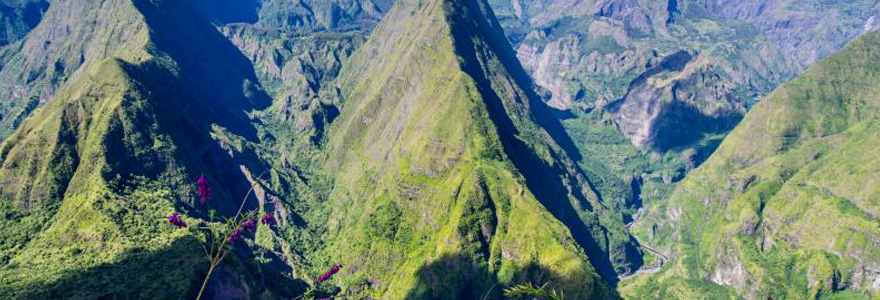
608;51;746;151
710;255;747;292
853;266;880;292
516;30;654;110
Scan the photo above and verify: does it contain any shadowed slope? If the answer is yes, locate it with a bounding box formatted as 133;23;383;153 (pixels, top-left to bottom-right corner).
0;0;289;298
0;0;48;46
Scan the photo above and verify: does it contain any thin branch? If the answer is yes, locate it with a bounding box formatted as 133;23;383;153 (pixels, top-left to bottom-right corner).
481;282;500;300
233;171;268;221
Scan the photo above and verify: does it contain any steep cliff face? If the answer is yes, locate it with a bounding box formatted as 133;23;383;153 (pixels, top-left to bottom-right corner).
491;0;674;111
624;28;880;300
490;0;800;111
607;51;746;151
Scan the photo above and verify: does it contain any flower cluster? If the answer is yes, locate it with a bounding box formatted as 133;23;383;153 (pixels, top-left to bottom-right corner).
228;230;242;244
167;212;187;228
226;214;273;244
197;176;212;204
242;219;256;232
166;174;329;300
317;265;343;283
261;213;275;225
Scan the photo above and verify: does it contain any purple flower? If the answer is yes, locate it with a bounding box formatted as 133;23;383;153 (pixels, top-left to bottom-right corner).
197;176;211;204
228;230;242;244
241;219;256;232
260;213;275;225
166;212;187;228
316;264;343;283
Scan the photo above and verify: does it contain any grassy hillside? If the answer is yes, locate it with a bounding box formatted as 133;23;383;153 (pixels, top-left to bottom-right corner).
0;0;153;139
478;1;879;231
313;0;642;298
0;0;301;298
622;27;880;300
0;44;205;300
7;0;877;299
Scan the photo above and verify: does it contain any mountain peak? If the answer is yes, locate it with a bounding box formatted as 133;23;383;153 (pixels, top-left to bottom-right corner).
319;0;637;297
0;0;281;297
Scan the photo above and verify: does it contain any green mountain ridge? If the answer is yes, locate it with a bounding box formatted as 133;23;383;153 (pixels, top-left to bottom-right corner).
623;27;880;300
255;0;393;33
0;0;149;139
0;0;292;298
313;0;639;297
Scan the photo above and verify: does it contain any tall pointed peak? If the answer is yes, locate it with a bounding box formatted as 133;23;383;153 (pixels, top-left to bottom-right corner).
320;0;633;298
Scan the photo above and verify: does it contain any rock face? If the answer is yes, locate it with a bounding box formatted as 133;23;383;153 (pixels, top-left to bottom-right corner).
710;255;747;292
487;0;876;153
493;0;675;111
607;51;745;151
626;29;880;299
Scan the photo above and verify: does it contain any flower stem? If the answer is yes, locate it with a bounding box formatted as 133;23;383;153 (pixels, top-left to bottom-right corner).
233;171;267;220
195;262;218;300
193;172;266;300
